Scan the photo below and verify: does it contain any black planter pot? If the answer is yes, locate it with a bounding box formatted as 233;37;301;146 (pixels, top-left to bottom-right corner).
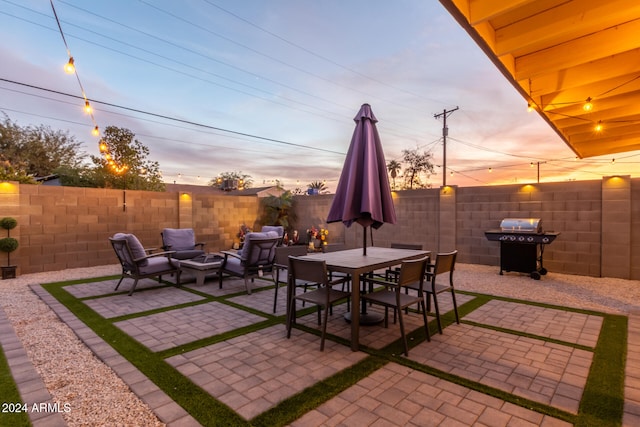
1;266;17;279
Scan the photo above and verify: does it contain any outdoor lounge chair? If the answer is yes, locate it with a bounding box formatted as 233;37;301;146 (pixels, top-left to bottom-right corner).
110;233;181;296
219;231;280;294
286;256;351;351
362;256;430;356
161;228;205;260
261;225;285;245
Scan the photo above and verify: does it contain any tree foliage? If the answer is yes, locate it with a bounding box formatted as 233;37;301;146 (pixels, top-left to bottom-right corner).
0;113;83;182
260;190;295;228
87;126;164;191
209;171;253;189
307;180;329;194
387;160;402;190
401;148;435;189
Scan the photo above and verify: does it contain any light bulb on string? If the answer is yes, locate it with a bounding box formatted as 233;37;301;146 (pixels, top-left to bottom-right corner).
64;57;75;74
84;100;92;114
583;97;593;112
595;120;603;132
527;102;535;112
91;125;99;136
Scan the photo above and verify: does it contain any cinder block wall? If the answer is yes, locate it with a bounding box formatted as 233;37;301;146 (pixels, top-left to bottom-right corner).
3;177;639;279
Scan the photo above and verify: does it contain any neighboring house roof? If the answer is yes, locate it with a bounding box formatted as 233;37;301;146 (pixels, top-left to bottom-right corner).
35;174;61;186
439;0;640;158
166;183;284;197
224;186;285;197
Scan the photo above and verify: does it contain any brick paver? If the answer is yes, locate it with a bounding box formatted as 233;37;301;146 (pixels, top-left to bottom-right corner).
624;312;640;427
166;325;367;420
409;323;592;414
84;286;205;318
115;301;266;351
465;300;603;347
292;362;572;426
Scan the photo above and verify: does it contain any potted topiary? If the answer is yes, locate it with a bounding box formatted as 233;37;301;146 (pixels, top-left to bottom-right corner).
0;217;18;279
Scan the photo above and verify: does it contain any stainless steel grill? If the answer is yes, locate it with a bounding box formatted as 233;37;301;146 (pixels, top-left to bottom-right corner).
500;218;542;233
485;218;559;280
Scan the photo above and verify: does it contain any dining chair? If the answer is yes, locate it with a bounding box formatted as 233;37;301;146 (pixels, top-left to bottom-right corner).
361;256;430;356
384;243;424;281
406;250;459;334
272;245;309;313
286;256;351;351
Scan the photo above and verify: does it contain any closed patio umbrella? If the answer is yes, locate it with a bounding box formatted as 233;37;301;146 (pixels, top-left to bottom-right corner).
327;103;396;255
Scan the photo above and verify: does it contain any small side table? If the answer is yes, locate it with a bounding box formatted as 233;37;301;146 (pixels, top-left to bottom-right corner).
180;254;223;286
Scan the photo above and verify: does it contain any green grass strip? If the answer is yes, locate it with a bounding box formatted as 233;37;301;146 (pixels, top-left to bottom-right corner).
577;314;627;427
43;281;250;427
0;344;31;427
251;355;387;427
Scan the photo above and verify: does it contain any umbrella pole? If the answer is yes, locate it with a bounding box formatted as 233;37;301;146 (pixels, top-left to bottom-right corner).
363;226;367;255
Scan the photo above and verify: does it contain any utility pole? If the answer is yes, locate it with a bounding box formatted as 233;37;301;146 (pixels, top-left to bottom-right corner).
434;107;459;186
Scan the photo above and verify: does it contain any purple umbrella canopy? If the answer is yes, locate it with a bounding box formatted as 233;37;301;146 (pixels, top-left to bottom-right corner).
327;104;397;254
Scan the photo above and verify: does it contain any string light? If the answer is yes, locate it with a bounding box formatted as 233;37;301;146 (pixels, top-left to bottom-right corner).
595;120;603;132
583;97;593;112
489;168;492;173
50;0;122;171
64;57;75;74
527;102;535;112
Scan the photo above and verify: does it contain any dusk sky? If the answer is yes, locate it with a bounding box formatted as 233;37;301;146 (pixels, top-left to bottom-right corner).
2;0;639;191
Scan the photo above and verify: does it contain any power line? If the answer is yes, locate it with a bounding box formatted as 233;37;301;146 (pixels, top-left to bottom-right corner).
0;77;347;156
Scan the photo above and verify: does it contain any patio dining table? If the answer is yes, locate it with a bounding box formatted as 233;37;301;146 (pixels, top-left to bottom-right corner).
294;247;430;351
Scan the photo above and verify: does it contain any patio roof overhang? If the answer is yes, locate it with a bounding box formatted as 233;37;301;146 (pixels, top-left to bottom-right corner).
439;0;640;158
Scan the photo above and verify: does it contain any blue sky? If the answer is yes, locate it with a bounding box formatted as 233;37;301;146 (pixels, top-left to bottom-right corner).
1;0;638;191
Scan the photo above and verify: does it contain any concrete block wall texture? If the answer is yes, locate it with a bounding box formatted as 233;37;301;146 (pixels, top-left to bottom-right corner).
3;176;638;279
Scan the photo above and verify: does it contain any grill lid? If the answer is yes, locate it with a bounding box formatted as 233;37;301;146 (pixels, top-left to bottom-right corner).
500;218;542;233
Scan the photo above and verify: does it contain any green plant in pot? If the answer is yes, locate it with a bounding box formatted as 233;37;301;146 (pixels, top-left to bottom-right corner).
0;217;18;279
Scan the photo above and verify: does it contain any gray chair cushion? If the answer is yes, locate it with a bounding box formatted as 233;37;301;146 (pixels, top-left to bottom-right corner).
139;256;175;275
114;233;148;266
239;231;279;260
261;225;284;237
162;228;196;251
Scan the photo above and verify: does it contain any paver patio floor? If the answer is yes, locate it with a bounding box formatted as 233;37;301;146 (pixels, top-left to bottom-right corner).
4;268;634;426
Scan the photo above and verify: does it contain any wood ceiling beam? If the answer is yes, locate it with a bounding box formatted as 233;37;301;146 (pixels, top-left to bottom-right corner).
514;18;640;80
495;0;640;57
529;49;640;98
467;0;536;25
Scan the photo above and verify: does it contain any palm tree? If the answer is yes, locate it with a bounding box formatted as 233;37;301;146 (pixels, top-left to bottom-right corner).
387;160;401;190
307;180;329;195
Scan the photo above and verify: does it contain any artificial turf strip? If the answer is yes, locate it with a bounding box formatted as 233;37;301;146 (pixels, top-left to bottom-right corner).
0;345;31;427
251;355;388;427
577;314;627;427
42;281;251;427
